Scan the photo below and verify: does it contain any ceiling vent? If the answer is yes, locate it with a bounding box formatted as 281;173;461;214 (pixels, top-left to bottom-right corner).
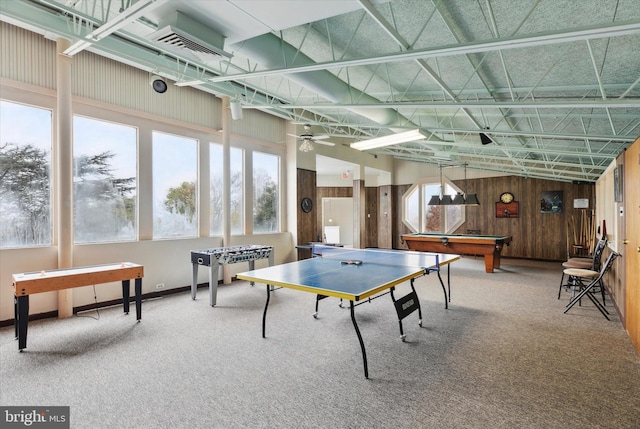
147;11;232;64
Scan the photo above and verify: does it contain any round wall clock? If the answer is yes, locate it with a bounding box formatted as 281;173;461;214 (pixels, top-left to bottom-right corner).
301;197;313;213
500;192;514;204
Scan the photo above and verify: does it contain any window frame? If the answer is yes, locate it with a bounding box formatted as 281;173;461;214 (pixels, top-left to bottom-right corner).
251;150;281;234
72;114;138;244
402;178;465;233
0;99;54;249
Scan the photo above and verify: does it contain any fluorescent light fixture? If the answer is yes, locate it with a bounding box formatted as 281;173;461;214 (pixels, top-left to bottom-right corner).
351;129;427;150
174;79;206;87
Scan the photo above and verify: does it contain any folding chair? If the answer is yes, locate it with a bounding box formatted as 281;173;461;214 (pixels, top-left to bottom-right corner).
563;251;620;320
558;238;606;300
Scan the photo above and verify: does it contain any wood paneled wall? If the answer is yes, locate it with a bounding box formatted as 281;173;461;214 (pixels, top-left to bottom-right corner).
315;186;389;249
316;187;353;241
395;176;595;261
297;169;317;245
313;174;594;261
365;187;378;248
378;185;393;248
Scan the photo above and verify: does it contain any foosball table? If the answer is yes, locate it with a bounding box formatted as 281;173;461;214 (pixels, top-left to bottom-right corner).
190;245;274;306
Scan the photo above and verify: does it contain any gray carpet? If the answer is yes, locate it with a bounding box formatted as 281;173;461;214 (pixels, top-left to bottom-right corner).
1;257;639;429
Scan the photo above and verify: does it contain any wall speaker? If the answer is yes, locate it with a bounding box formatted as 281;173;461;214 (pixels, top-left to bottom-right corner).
230;100;243;120
150;75;167;94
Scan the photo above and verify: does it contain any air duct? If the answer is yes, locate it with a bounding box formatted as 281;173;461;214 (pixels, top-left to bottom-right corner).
147;11;232;64
231;33;443;143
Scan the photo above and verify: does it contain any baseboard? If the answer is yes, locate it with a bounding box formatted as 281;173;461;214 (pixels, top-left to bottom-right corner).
0;280;234;328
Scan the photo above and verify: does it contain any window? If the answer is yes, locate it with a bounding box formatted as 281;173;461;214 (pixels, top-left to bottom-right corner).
73;116;137;243
210;144;244;235
0;100;52;248
252;151;279;233
153;132;198;239
403;180;464;233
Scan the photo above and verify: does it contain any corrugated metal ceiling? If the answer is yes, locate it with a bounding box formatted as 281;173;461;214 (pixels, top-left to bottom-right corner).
2;0;638;182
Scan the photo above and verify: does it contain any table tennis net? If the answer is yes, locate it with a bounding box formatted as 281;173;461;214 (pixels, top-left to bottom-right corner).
311;244;441;270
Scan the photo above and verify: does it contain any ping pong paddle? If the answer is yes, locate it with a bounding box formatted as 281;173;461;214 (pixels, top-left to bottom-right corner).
340;260;362;265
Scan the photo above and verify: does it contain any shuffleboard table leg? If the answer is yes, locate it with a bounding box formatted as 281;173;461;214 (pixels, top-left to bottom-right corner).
16;295;29;351
122;279;130;314
350;301;368;379
135;278;142;321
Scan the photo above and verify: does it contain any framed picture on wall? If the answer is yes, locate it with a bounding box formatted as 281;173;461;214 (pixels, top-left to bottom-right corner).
614;165;623;202
541;190;563;213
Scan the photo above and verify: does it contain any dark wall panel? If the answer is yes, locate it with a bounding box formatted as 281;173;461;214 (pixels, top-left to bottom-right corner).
297;169;317;245
394;176;594;261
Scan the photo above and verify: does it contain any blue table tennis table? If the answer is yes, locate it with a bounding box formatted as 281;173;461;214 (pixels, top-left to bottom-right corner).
237;245;460;378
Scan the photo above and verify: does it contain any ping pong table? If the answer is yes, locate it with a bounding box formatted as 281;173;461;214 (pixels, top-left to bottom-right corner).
237;245;459;378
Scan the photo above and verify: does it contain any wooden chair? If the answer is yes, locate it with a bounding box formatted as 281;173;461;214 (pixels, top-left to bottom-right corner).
558;238;606;300
562;251;620;320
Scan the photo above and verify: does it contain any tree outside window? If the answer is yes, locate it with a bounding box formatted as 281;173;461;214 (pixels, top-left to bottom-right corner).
210;144;244;235
0;100;52;248
152;132;198;239
73;116;137;243
252;152;279;233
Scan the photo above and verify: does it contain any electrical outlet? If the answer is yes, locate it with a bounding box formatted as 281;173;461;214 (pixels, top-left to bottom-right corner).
155;283;165;290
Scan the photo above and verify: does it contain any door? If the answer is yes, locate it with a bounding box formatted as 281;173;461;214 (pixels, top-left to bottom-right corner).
624;137;640;350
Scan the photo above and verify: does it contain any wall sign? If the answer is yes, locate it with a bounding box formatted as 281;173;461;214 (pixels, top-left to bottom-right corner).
573;198;589;209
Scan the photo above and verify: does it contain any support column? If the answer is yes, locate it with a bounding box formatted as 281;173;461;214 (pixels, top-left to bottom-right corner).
56;38;73;318
221;97;232;283
353;174;366;249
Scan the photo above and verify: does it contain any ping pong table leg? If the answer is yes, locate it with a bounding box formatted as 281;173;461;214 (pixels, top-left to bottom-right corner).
349;301;368;379
447;264;451;302
410;279;423;326
389;287;405;341
436;271;448;309
262;284;271;338
313;294;329;318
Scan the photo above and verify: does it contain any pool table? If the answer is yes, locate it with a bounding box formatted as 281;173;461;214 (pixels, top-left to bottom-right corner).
402;233;512;273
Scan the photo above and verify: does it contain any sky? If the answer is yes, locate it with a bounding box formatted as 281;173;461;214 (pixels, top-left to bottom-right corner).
1;100;52;152
2;100;279;203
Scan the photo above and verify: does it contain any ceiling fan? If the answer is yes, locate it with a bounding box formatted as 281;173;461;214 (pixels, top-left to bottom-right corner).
288;124;335;152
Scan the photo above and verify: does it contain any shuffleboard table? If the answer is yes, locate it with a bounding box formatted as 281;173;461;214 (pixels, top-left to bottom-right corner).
402;233;512;273
12;262;144;351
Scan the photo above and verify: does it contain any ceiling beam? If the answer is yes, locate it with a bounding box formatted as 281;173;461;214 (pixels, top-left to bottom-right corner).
246;99;640;109
210;19;640;82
